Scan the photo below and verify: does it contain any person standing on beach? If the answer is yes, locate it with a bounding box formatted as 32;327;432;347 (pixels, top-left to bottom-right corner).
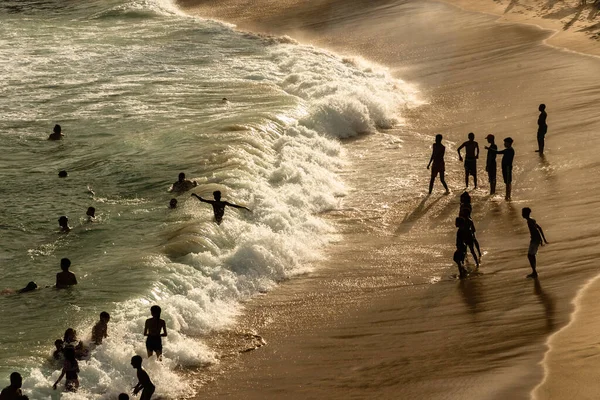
0;372;23;400
522;207;548;278
486;137;514;200
427;134;450;195
536;104;548;154
485;134;497;195
457;132;479;189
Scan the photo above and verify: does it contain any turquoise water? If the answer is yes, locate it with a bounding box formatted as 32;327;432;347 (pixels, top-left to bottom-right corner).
0;0;416;398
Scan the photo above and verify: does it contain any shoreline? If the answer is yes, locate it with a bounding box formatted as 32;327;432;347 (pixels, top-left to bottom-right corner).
176;1;600;399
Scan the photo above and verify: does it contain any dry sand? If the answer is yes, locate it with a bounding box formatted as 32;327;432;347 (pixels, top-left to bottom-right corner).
176;0;600;399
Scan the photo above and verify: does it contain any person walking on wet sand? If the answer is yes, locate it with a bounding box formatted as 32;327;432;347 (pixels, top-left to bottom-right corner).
522;207;548;278
427;134;450;195
485;134;497;195
144;305;167;361
191;191;251;225
486;137;514;200
454;217;470;278
536;104;548;154
457;132;479;189
131;356;155;400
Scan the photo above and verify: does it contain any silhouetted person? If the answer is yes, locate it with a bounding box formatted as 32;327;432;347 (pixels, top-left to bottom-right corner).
459;191;472;218
86;207;96;221
454;217;469;278
171;172;197;193
486;137;514;200
457;132;479;189
58;216;70;233
53;347;79;392
144;305;167;361
56;258;77;288
522;207;548;278
0;372;23;400
485;134;497;195
17;282;37;294
462;208;482;261
427;134;450;194
48;124;64;140
58;170;68;178
536;104;547;154
191;191;251;225
63;328;87;359
119;394;130;400
131;355;155;400
92;311;110;345
53;339;64;361
169;198;177;209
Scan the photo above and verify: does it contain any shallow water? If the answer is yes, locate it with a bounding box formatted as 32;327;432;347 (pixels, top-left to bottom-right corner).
0;0;419;398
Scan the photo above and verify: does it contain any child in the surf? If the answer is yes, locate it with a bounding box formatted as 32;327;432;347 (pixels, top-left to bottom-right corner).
144;305;167;361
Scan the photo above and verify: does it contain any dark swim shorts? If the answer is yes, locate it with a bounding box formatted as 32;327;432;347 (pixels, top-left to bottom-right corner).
486;162;497;181
431;162;445;177
464;158;477;176
502;165;513;184
146;335;162;352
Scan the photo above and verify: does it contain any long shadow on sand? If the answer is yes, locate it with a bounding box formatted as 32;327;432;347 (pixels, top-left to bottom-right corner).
459;276;483;315
395;195;444;235
533;278;556;332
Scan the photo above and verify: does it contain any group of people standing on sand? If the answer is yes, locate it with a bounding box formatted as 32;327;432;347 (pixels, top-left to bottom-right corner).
427;105;550;279
1;126;252;399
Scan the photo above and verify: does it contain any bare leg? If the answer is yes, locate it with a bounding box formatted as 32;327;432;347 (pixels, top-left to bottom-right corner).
465;171;469;188
468;243;479;267
505;184;512;200
473;237;482;258
440;172;449;193
473;172;478;189
429;175;435;194
490;179;496;195
527;254;538;277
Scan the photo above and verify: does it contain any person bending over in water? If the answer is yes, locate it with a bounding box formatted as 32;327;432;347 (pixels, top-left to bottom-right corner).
92;312;110;345
522;207;548;278
486;137;515;200
63;328;88;359
58;216;71;233
0;372;23;400
53;347;79;392
144;305;167;361
171;172;197;193
427;134;450;195
131;356;155;400
56;258;77;288
457;132;479;189
48;124;64;140
191;191;251;225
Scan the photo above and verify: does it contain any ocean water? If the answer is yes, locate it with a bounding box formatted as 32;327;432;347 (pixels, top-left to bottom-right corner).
0;0;419;398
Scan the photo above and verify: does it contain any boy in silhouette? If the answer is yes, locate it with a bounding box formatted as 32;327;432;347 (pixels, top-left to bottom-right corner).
48;124;64;140
191;191;251;225
58;216;71;233
485;134;497;195
144;305;167;360
454;218;470;278
0;372;23;400
86;207;96;221
171;172;197;193
91;312;110;345
536;104;547;154
457;132;479;189
486;137;514;200
427;134;450;194
56;258;77;288
522;207;549;278
131;356;155;400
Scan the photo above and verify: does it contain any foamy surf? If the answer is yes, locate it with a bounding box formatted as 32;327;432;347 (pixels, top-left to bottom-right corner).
0;0;421;398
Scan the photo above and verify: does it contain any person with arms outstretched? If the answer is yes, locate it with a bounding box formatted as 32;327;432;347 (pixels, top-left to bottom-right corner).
522;207;548;278
457;132;479;189
427;134;450;195
485;134;497;195
486;137;514;200
536;104;548;154
131;356;155;400
191;191;251;225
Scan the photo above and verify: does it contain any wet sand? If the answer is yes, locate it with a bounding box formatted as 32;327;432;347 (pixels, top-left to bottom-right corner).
178;0;600;399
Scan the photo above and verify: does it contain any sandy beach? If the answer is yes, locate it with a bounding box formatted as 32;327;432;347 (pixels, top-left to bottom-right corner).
176;1;600;399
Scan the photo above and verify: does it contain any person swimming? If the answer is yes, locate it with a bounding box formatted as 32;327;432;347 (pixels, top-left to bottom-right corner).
86;207;96;221
171;172;197;193
0;282;38;296
48;124;64;141
191;190;251;225
58;216;71;233
58;170;68;178
56;258;77;289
